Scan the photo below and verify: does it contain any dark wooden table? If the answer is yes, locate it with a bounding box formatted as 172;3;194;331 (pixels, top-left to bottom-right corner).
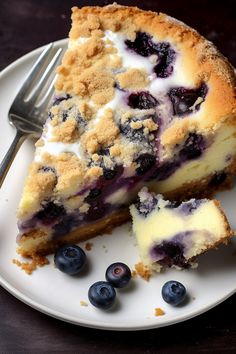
1;0;236;352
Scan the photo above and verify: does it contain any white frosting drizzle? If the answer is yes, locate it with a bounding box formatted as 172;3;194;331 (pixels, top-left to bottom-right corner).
94;88;124;124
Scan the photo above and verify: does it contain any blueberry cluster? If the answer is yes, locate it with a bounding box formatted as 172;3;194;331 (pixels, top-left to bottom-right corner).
125;32;176;78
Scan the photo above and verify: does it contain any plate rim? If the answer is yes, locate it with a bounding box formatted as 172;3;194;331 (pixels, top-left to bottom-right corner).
0;39;236;331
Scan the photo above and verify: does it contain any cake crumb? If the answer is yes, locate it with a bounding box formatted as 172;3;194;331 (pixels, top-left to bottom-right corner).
131;270;137;278
85;242;93;251
80;300;88;307
12;255;49;275
154;308;165;316
133;262;152;281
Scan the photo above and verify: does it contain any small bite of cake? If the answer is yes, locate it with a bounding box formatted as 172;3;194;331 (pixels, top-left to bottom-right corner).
130;187;233;271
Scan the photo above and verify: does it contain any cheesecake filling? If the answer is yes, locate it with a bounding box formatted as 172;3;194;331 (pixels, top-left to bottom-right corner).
130;188;231;270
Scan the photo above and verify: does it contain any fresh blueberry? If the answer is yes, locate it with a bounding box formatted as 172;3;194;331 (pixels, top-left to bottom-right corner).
136;153;156;175
128;92;158;110
105;262;131;288
161;280;187;306
179;133;205;160
88;281;116;309
36;202;65;225
54;244;86;275
169;84;207;116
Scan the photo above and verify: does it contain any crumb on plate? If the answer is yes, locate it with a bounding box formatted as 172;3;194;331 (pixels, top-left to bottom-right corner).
85;242;93;251
12;255;49;275
154;308;165;316
80;300;88;307
133;262;152;281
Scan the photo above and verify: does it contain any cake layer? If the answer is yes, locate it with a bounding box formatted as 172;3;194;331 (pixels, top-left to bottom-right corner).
16;4;236;257
130;188;233;271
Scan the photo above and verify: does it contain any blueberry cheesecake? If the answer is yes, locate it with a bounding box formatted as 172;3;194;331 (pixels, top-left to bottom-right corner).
17;4;236;257
130;187;233;271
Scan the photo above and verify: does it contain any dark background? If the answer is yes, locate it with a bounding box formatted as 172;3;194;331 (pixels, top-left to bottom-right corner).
0;0;236;352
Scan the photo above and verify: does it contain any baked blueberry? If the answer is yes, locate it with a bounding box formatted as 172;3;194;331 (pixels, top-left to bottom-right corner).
179;133;205;160
128;92;158;110
125;32;156;57
54;244;86;275
169;84;207;116
151;241;188;268
36;202;65;225
136;153;156;175
161;280;187;306
88;281;116;309
105;262;131;288
103;168;117;180
153;42;176;78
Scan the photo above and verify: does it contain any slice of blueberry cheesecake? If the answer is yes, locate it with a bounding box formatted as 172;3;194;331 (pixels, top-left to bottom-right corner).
17;4;236;257
130;188;233;271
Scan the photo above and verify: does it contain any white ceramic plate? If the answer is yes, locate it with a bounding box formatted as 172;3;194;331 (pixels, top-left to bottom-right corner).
0;40;236;331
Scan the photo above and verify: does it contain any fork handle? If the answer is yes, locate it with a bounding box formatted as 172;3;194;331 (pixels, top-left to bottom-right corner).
0;130;28;188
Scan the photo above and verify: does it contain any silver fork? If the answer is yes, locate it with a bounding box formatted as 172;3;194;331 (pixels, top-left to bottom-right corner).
0;43;63;188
